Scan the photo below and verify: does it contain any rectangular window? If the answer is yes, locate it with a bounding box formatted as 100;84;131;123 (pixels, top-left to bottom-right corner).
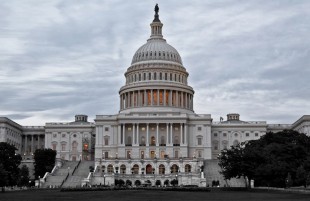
197;127;202;131
105;127;109;132
61;144;66;151
246;133;249;137
198;138;202;145
104;138;109;145
223;133;227;137
104;151;109;159
255;133;259;137
141;151;144;159
127;151;131;159
175;151;179;158
52;144;56;150
214;133;218;137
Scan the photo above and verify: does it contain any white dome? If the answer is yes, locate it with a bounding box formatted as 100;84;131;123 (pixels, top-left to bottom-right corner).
131;39;182;65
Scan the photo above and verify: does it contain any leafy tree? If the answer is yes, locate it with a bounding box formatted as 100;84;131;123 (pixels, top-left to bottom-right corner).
170;179;178;186
134;180;141;186
126;180;132;186
18;165;30;186
155;180;161;186
0;164;8;193
0;142;22;186
164;179;169;186
33;148;56;179
218;130;310;188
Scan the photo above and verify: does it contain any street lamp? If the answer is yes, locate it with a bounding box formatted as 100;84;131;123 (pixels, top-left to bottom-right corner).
68;167;70;175
103;174;106;186
38;176;40;188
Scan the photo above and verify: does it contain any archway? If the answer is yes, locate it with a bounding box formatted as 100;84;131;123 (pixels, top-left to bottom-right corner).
171;164;179;173
133;164;139;174
185;164;191;173
146;164;153;174
120;164;126;174
107;164;113;174
159;164;165;174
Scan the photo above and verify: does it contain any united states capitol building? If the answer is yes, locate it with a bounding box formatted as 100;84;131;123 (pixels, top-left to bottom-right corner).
1;5;309;187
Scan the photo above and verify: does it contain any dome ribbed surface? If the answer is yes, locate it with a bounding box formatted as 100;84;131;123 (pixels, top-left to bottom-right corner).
131;39;183;65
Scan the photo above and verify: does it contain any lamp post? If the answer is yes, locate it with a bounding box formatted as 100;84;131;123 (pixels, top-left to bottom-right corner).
175;174;178;187
38;176;40;188
104;174;106;186
68;167;70;175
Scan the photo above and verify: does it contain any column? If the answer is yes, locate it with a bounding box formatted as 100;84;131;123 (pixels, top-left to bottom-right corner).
138;90;141;106
120;95;122;110
37;135;40;149
146;123;149;145
181;92;184;108
180;123;183;145
122;124;125;145
170;123;173;145
118;125;121;145
157;89;159;106
31;135;34;154
166;123;169;145
184;124;187;145
151;90;153;106
164;90;166;106
176;91;179;107
137;124;140;145
24;135;27;154
144;90;147;106
133;124;135;145
185;93;188;109
131;91;134;107
156;123;159;146
169;90;173;106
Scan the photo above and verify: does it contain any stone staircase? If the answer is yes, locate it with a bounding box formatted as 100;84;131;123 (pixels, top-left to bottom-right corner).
42;161;78;188
204;160;246;187
62;161;94;188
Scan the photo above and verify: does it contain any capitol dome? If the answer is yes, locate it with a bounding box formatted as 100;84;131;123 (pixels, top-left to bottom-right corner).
118;5;194;114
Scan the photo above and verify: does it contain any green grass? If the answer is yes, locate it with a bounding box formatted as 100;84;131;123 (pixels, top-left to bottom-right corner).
1;189;309;201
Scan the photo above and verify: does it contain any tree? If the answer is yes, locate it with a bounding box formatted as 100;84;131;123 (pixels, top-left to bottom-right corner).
0;142;22;186
0;164;8;193
18;165;30;187
33;149;56;179
218;130;310;188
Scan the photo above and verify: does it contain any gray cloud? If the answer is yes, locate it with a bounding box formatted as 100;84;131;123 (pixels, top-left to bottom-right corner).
0;0;309;125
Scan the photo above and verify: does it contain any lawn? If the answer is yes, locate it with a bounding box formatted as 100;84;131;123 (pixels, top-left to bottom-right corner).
0;189;309;201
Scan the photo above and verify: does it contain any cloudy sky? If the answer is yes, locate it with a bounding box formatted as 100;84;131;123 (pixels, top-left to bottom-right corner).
1;0;309;125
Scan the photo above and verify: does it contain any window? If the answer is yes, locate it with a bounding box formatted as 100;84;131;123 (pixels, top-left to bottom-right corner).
104;151;109;159
255;133;259;137
198;151;202;158
120;164;126;174
213;133;218;137
141;151;144;159
107;164;113;174
246;133;249;137
83;143;88;151
197;127;202;131
61;143;66;151
52;143;57;150
105;127;109;132
185;164;191;173
175;150;179;158
73;134;77;138
197;138;202;145
159;164;165;174
53;134;57;138
223;133;227;137
104;138;109;145
234;133;238;137
62;134;66;138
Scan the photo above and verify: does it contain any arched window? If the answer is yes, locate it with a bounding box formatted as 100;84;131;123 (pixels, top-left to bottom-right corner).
146;164;153;174
171;164;179;173
154;72;157;80
72;141;78;153
140;136;145;145
120;164;126;174
107;164;113;174
159;164;165;174
133;164;139;174
185;164;191;173
159;72;162;80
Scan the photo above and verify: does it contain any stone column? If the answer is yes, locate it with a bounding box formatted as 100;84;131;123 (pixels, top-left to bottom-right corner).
131;91;134;107
170;124;173;145
24;135;27;155
157;89;159;106
31;135;34;154
146;123;149;145
156;123;159;146
169;90;172;106
180;123;183;145
184;124;187;145
164;90;166;106
144;90;147;106
176;91;179;107
137;124;140;145
133;124;135;145
181;92;184;108
122;124;125;145
37;135;40;150
166;123;169;145
118;125;121;145
151;90;153;106
138;90;141;107
185;93;188;108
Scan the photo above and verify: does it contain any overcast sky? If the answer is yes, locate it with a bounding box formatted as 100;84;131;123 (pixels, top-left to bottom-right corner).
1;0;309;126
